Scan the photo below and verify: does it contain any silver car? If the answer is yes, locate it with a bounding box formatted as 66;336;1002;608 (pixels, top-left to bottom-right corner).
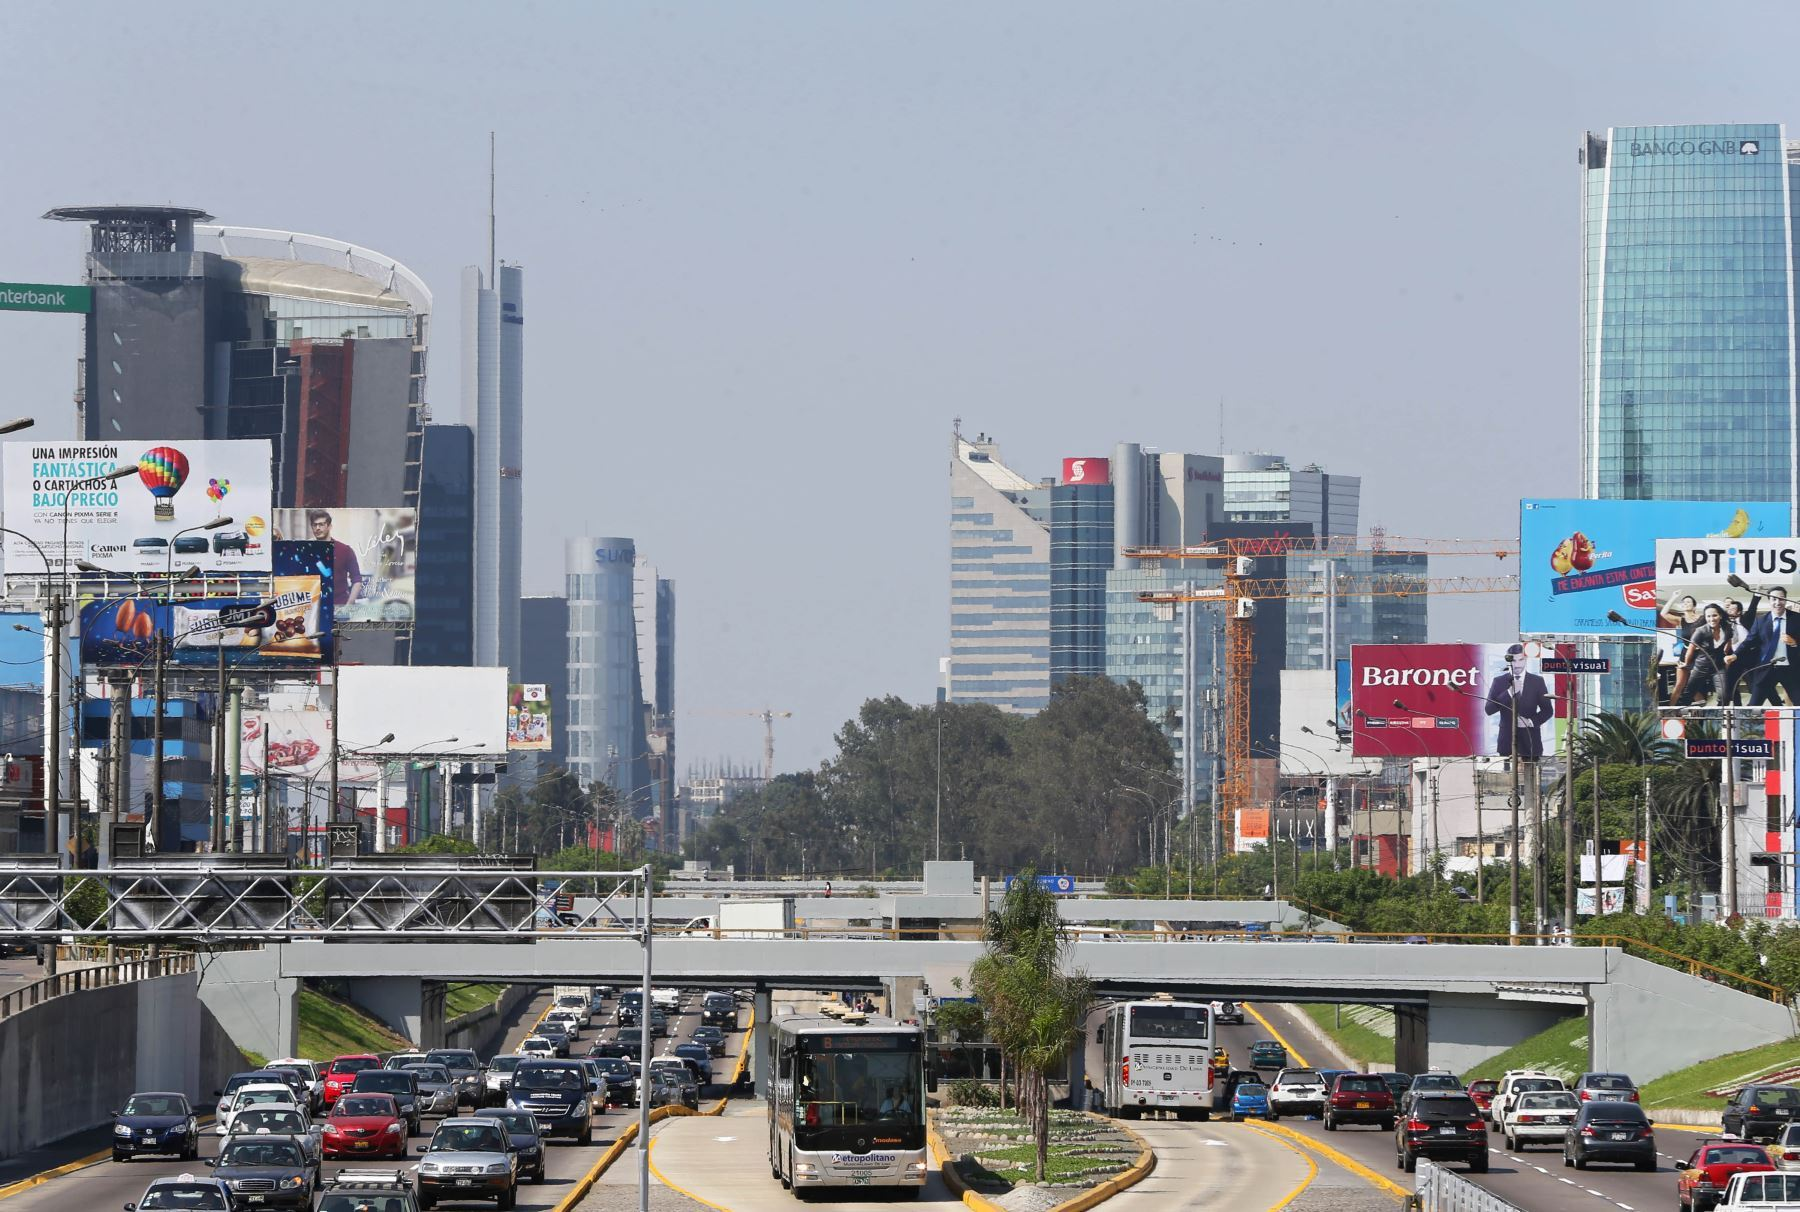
405;1063;460;1118
1773;1123;1800;1170
1503;1090;1578;1151
414;1116;518;1209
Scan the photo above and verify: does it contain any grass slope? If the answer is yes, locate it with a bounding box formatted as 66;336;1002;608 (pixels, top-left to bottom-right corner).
1463;1015;1588;1083
1300;1004;1395;1067
1641;1038;1800;1111
297;987;412;1060
444;983;507;1018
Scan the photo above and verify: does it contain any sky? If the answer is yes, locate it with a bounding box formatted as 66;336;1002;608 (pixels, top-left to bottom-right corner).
2;1;1796;773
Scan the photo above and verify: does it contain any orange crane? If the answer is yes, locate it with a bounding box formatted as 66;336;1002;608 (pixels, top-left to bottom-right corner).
1125;535;1518;850
690;708;793;781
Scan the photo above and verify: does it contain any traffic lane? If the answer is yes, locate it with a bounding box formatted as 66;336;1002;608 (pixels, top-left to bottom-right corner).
1127;1118;1310;1210
0;954;44;993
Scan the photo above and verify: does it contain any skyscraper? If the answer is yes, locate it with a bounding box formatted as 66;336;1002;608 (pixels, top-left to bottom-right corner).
411;423;475;667
465;262;524;680
519;595;570;771
1049;459;1115;685
948;432;1052;712
1581;125;1795;505
565;538;651;806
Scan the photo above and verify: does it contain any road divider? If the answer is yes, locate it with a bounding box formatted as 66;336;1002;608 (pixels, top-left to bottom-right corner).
932;1112;1156;1212
1251;1122;1320;1212
1247;1119;1409;1201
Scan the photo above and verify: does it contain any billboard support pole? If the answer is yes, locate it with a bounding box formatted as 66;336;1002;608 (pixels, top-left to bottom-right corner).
1508;739;1521;945
328;659;340;840
1725;708;1739;918
44;595;62;866
211;644;225;851
225;679;242;852
108;671;130;855
1534;760;1547;942
151;632;165;849
1473;770;1484;902
1564;678;1577;936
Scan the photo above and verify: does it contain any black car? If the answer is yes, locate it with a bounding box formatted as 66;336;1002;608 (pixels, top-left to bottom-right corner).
536;1024;572;1057
207;1135;315;1209
351;1069;422;1135
1378;1073;1415;1101
673;1043;714;1084
484;1109;547;1184
593;1057;635;1105
318;1168;420;1212
589;1038;643;1063
691;1026;727;1057
700;993;736;1029
424;1049;484;1107
1722;1084;1800;1144
114;1091;200;1162
507;1061;593;1144
1564;1100;1654;1170
1395;1092;1488;1173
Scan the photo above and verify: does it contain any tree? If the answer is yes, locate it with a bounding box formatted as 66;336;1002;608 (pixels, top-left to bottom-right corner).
968;870;1090;1182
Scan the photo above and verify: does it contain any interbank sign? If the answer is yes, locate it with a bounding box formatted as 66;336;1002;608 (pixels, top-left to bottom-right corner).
0;282;91;314
1629;138;1761;158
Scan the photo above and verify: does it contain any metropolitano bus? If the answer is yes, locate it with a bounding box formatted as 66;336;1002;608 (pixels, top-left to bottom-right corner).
1094;998;1213;1120
770;1013;929;1196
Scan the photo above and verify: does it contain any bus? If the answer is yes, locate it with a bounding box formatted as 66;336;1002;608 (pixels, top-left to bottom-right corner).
769;1014;929;1196
1095;998;1213;1120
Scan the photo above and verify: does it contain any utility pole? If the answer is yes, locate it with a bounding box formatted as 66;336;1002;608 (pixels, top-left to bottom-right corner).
151;631;166;850
225;679;243;851
1725;708;1739;918
1508;718;1522;944
44;596;62;864
212;644;226;851
1643;771;1653;915
106;672;131;864
1474;766;1484;903
1592;749;1602;919
1564;680;1577;936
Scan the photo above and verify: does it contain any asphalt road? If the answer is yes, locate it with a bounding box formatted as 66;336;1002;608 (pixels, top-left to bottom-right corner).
3;984;750;1212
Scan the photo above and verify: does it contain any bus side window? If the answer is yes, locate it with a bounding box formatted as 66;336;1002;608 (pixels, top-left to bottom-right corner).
1096;1025;1106;1045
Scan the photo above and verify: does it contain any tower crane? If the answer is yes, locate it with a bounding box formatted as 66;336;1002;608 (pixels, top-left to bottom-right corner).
689;708;793;782
1124;535;1519;850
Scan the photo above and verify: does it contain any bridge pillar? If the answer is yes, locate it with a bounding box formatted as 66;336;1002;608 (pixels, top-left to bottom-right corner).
194;948;300;1061
1393;1003;1429;1074
1424;992;1572;1076
347;977;446;1048
753;988;771;1099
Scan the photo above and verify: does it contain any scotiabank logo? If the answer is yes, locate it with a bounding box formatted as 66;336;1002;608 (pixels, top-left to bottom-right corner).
1062;457;1109;485
1622;582;1657;609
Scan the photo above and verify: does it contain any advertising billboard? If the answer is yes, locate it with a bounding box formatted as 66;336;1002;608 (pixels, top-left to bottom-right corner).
1061;457;1110;485
1351;642;1556;758
79;542;333;668
338;666;509;757
4;439;273;576
241;711;382;784
1653;537;1800;708
1519;499;1786;635
271;508;415;625
507;684;551;751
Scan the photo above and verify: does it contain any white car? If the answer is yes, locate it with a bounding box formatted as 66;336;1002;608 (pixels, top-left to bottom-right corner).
1269;1069;1328;1119
1210;1000;1245;1025
544;1010;584;1039
518;1036;555;1059
1503;1090;1579;1151
215;1084;300;1135
652;988;681;1012
1489;1071;1567;1131
268;1059;325;1111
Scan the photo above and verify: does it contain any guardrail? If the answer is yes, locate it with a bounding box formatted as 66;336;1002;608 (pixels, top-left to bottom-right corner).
0;952;197;1019
1413;1159;1522;1212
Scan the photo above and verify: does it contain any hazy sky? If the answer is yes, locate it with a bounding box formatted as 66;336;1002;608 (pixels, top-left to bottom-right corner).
2;2;1793;772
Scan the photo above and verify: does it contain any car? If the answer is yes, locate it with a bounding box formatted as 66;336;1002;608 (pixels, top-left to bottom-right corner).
207;1134;315;1209
484;1110;547;1184
1502;1090;1579;1152
672;1043;715;1084
424;1050;484;1107
555;994;592;1025
1211;1000;1245;1025
1396;1091;1488;1173
646;1058;701;1109
545;1009;584;1039
1489;1072;1568;1129
1563;1100;1655;1171
1324;1072;1396;1132
386;1052;428;1072
414;1117;518;1210
536;1024;572;1057
404;1064;460;1118
1466;1079;1499;1112
1230;1082;1272;1120
318;1168;421;1212
212;531;250;554
322;1055;384;1108
593;1057;635;1106
124;1175;234;1211
1249;1040;1288;1070
350;1069;422;1136
216;1070;304;1123
1403;1070;1467;1116
483;1056;524;1107
1575;1072;1640;1104
648;1007;670;1037
1269;1068;1328;1119
590;1038;643;1063
1715;1170;1800;1210
173;535;210;555
322;1092;409;1160
114;1091;200;1162
224;1107;321;1171
253;1067;313;1111
1772;1124;1800;1171
216;1084;300;1136
518;1036;555;1060
1680;1142;1776;1211
646;1071;692;1110
1723;1087;1800;1145
1377;1072;1414;1101
268;1060;325;1112
574;1059;609;1113
700;992;736;1028
507;1060;593;1144
691;1026;727;1057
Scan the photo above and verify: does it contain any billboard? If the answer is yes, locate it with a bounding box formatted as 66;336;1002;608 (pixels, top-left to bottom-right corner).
79;542;333;668
271;508;415;625
507;684;552;751
338;666;508;757
241;710;381;784
5;439;273;576
1061;457;1110;485
1351;642;1555;758
1653;537;1800;708
1520;499;1786;635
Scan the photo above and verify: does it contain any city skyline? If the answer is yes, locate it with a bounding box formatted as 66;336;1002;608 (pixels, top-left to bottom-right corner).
2;2;1783;771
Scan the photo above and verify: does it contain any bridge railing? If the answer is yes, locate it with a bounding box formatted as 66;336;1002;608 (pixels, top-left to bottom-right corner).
1413;1159;1522;1212
0;952;197;1020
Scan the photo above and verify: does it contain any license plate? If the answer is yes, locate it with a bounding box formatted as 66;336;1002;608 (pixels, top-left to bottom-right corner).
247;1199;266;1205
1781;1111;1793;1118
1439;1127;1457;1135
456;1179;472;1187
1160;1093;1177;1101
1612;1132;1631;1140
852;1176;871;1186
1356;1102;1371;1109
354;1142;370;1150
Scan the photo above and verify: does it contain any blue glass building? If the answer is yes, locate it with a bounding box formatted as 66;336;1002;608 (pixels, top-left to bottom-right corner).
948;434;1051;712
1050;478;1115;685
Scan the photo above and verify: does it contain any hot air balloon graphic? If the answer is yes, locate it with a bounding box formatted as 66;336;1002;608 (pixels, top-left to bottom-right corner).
137;446;190;523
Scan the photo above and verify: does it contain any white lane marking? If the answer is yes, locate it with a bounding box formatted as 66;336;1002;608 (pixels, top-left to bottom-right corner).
1204;1140;1231;1148
1560;1178;1577;1185
1618;1204;1635;1209
1533;1166;1550;1174
1587;1189;1607;1197
714;1136;736;1142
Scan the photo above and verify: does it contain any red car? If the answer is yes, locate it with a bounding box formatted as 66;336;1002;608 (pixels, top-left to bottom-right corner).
1324;1073;1395;1131
321;1054;383;1108
1467;1080;1498;1111
322;1092;410;1159
1679;1141;1775;1212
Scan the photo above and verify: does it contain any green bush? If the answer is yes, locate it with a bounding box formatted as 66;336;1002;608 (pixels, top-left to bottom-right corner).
948;1078;999;1108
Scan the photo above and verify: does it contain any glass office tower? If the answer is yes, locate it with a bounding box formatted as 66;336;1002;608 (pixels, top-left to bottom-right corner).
1050;471;1115;685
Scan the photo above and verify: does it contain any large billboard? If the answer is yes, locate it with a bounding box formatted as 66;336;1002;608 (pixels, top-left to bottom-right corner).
271;508;415;626
1520;499;1786;635
79;542;333;668
5;440;273;576
1653;538;1800;708
1351;642;1555;758
507;684;552;751
241;711;381;784
338;666;508;757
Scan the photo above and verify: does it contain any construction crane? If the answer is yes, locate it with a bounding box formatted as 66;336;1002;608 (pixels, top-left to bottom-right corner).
689;708;793;782
1125;535;1519;850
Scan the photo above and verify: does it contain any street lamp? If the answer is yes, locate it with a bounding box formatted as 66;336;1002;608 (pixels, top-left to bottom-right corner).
0;418;35;435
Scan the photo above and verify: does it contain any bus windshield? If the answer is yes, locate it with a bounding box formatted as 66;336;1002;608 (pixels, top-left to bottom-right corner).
1129;1005;1208;1040
796;1043;921;1129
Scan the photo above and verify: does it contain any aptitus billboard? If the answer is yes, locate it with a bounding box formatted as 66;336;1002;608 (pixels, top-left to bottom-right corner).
1351;643;1556;759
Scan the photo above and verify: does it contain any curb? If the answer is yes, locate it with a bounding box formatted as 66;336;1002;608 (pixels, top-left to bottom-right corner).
0;1113;217;1204
1249;1121;1321;1212
1248;1120;1410;1201
930;1112;1156;1212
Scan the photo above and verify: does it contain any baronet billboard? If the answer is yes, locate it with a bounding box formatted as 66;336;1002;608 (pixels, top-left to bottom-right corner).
1351;642;1555;759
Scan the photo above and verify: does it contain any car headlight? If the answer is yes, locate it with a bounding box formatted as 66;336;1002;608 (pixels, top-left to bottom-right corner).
282;1176;306;1189
485;1162;510;1175
419;1162;442;1176
115;1124;133;1136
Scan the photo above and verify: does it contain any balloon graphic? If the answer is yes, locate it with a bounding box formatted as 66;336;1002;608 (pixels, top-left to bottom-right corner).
137;446;190;523
207;477;230;503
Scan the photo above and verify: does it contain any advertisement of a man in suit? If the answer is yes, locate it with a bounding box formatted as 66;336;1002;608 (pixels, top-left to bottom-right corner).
1653;538;1800;708
1349;642;1560;759
1483;643;1555;758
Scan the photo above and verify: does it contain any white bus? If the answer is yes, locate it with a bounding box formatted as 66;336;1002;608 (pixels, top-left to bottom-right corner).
769;1014;930;1196
1094;999;1213;1120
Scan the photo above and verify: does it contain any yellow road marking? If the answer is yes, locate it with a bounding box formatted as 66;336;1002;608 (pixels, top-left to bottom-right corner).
1251;1121;1321;1212
1249;1119;1411;1201
1242;1002;1310;1068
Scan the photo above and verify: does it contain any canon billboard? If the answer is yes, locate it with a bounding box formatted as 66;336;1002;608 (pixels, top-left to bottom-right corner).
1061;457;1109;485
1351;642;1556;759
